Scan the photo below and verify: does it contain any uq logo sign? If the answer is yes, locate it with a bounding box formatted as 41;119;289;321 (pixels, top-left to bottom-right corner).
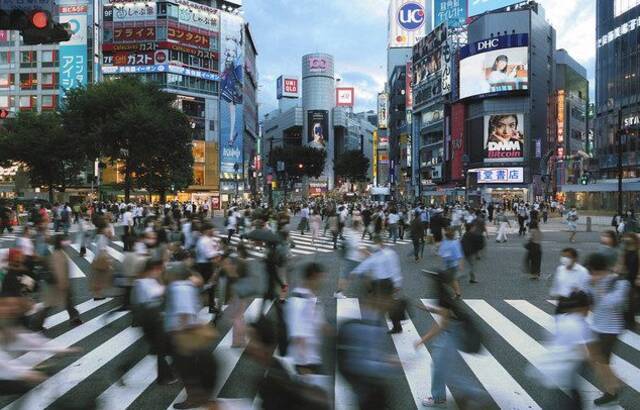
398;2;425;31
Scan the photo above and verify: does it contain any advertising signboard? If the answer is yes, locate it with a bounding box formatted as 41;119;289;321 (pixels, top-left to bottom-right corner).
59;1;88;98
388;0;428;48
476;167;524;183
113;26;156;42
307;110;329;149
276;75;299;99
459;33;529;99
176;0;219;32
307;56;329;73
111;1;156;22
434;0;466;27
483;113;525;162
168;26;210;48
104;50;168;66
377;93;389;129
412;23;450;101
405;62;413;109
468;0;521;17
336;87;355;107
219;12;244;174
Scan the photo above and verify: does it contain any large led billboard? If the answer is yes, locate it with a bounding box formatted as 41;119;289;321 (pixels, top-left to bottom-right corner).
308;110;329;149
483;113;525;163
459;34;528;100
468;0;522;16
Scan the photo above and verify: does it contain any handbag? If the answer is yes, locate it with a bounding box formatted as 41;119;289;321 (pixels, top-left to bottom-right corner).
173;323;218;356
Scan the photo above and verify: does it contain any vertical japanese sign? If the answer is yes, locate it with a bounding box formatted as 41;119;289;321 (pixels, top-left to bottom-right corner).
219;12;244;174
59;1;88;98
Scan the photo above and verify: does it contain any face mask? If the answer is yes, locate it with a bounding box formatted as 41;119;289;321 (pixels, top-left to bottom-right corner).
560;256;572;267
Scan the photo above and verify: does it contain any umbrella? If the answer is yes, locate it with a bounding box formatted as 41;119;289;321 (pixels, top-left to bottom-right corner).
245;228;282;244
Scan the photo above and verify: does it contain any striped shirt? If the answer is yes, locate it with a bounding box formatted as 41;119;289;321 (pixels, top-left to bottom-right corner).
590;274;630;335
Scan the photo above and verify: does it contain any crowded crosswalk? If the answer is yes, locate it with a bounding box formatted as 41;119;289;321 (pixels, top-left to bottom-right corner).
2;267;640;409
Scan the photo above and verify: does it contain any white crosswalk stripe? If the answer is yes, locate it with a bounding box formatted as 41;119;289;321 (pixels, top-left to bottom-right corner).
3;292;640;409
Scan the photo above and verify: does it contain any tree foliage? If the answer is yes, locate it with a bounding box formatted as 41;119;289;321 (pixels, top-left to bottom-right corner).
0;112;86;202
61;76;193;201
334;149;370;182
268;145;326;178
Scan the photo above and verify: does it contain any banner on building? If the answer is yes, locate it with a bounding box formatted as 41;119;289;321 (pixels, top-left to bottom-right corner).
112;26;156;42
336;87;355;107
307;110;329;149
219;12;244;174
483;113;525;162
59;1;88;98
476;167;524;183
388;0;429;48
405;62;413;109
377;93;389;129
459;33;529;99
434;0;466;27
276;75;299;99
168;26;210;48
111;1;157;22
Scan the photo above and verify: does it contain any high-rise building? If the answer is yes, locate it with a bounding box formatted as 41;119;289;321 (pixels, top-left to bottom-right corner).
0;0;100;199
99;0;257;206
592;0;640;210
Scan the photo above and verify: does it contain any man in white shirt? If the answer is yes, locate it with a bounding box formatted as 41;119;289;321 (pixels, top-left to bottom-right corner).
286;262;327;374
299;205;310;235
195;223;221;313
550;248;590;311
351;237;404;333
122;206;134;251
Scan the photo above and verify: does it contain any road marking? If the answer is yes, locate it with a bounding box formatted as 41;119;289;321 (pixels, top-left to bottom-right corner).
386;308;456;408
465;299;619;410
44;298;113;329
167;298;272;409
507;299;640;393
3;326;143;410
422;299;540;410
335;298;362;410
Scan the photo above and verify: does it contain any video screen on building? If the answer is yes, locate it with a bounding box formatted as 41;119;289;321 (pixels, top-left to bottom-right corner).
483;113;525;162
307;110;329;149
459;34;529;100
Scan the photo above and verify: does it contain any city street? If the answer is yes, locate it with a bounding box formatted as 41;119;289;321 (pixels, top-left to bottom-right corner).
1;218;639;409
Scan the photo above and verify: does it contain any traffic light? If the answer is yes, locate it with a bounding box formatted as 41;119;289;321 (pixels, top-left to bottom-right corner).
0;9;72;45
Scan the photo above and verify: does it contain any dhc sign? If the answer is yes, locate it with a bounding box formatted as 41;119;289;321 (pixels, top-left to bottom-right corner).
477;38;500;51
461;33;529;59
398;2;425;31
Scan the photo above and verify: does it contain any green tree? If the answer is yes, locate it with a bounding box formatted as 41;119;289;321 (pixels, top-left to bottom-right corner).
334;149;370;182
268;145;326;178
0;112;86;202
61;77;194;202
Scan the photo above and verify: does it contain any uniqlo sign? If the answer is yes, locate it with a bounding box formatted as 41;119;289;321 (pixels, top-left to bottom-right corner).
276;75;299;99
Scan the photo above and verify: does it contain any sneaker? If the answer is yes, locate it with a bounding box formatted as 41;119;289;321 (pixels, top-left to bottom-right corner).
593;392;618;406
469;279;478;284
333;291;347;299
422;397;447;408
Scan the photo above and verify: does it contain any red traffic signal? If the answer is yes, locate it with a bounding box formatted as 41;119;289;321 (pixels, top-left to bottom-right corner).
30;11;49;29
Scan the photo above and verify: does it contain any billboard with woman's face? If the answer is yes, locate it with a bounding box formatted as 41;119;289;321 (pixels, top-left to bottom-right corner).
484;113;525;162
459;34;528;100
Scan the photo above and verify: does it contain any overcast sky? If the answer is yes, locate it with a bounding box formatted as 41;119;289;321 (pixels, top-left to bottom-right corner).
244;0;595;116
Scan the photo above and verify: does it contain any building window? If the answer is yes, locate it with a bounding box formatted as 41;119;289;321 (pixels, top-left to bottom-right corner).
0;30;13;46
0;95;14;109
41;95;57;110
18;95;35;110
41;50;58;67
41;72;57;89
0;51;13;65
0;73;13;88
20;51;36;68
20;73;37;90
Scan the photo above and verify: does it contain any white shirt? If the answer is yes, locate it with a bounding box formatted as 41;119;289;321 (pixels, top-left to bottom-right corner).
195;235;220;263
286;287;324;366
17;236;34;257
122;211;134;227
552;312;594;349
352;247;402;288
133;278;165;306
301;207;310;218
387;213;400;224
343;227;365;262
550;263;591;298
164;280;202;332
